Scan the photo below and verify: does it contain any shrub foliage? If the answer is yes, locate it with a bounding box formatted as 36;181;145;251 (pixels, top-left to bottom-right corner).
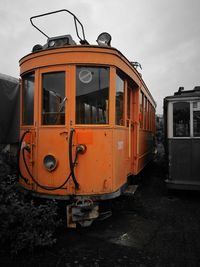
0;171;61;255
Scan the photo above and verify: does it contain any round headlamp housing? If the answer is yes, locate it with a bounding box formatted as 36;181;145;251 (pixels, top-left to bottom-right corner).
48;40;56;47
96;32;112;46
43;154;57;172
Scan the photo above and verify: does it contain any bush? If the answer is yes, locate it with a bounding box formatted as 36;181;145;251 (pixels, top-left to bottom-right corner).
0;172;61;255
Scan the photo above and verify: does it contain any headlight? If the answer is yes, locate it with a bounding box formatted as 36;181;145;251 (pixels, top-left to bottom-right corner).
96;32;112;46
43;154;57;172
48;40;56;47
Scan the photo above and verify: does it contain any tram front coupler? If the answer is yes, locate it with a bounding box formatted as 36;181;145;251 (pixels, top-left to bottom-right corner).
66;198;99;228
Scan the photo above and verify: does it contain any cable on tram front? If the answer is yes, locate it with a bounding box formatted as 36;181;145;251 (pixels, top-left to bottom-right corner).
18;129;81;191
69;128;80;190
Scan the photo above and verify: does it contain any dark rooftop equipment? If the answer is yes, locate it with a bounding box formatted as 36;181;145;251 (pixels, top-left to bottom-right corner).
164;86;200;190
30;9;89;53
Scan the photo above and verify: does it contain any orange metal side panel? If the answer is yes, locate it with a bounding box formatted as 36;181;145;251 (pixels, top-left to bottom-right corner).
19;129;37;190
75;128;113;194
112;128;131;191
36;128;70;193
29;128;113;196
137;130;154;172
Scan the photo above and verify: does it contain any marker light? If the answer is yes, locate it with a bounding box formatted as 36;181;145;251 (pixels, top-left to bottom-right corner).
96;32;112;46
43;154;57;172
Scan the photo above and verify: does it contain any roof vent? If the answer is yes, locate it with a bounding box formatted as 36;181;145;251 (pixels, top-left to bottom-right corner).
130;62;142;70
194;86;200;91
174;86;184;95
32;44;43;52
47;35;76;48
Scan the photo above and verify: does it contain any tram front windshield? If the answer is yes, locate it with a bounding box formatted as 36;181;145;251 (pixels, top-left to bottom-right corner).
76;66;109;124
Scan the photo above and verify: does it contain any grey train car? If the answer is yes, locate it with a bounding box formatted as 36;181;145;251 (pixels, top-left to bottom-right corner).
164;86;200;190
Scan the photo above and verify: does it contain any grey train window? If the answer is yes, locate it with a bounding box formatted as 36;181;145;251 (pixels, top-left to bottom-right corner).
42;72;65;125
76;66;109;124
22;72;34;125
173;102;190;137
193;102;200;137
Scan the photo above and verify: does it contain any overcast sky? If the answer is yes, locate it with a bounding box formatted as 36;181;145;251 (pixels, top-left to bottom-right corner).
0;0;200;114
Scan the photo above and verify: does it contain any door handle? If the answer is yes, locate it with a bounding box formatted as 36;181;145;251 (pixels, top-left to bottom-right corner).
59;131;68;139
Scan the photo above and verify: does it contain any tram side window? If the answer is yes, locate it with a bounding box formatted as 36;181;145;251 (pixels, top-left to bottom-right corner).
42;72;65;125
116;73;125;125
22;72;34;125
126;86;131;127
139;90;143;128
173;102;190;137
144;97;147;130
149;104;153;131
76;66;109;124
193;108;200;137
146;99;149;130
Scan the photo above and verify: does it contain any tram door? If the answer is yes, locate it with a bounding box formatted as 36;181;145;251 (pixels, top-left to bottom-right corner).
167;100;200;188
36;66;70;188
127;84;137;172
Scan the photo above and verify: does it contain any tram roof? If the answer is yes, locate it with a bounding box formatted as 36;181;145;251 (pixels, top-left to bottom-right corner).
19;44;156;108
165;86;200;101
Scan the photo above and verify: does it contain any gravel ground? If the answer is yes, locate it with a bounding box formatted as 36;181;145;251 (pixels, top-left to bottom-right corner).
1;144;200;266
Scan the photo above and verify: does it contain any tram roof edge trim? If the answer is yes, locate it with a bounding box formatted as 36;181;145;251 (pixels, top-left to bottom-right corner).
164;86;200;101
19;45;156;108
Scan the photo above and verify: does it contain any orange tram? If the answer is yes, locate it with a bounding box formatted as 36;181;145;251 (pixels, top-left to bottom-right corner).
18;10;156;227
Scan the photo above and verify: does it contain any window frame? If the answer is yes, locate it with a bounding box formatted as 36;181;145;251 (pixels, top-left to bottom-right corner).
21;72;35;126
173;101;190;138
126;84;132;127
75;65;110;125
39;66;68;127
168;100;200;138
115;71;125;126
139;90;144;129
41;71;66;126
